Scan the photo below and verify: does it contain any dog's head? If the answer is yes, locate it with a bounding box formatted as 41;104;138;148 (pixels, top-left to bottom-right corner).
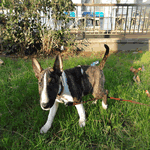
32;55;63;110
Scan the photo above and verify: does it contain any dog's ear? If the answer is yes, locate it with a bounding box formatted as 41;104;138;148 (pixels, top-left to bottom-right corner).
32;58;43;79
53;54;63;75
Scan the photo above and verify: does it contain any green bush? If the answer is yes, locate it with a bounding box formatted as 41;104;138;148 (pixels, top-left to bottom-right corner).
0;0;75;55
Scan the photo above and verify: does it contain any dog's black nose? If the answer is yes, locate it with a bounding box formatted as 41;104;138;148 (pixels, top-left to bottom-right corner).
42;103;50;109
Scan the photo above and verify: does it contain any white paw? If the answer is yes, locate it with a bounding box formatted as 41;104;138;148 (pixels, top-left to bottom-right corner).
79;119;86;127
102;101;108;110
40;125;50;134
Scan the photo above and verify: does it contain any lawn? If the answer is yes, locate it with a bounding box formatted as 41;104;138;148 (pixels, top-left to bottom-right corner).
0;51;150;149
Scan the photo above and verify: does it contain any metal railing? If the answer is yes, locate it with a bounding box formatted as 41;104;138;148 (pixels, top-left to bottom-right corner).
0;3;150;36
68;4;150;35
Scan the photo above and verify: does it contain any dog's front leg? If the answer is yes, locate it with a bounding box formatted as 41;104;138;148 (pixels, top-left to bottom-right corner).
40;101;59;134
75;104;86;127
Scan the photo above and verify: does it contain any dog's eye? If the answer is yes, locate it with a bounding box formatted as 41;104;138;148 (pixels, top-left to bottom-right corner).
38;81;42;86
48;78;51;83
49;78;56;83
51;78;55;83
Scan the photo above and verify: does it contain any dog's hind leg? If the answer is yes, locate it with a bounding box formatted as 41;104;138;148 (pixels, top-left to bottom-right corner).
102;90;108;110
40;101;59;134
75;104;86;127
92;90;108;109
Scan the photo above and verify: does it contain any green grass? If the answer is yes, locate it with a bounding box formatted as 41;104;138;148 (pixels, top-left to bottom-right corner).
0;51;150;149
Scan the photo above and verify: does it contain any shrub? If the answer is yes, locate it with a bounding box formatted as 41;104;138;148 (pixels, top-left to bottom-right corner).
0;0;75;55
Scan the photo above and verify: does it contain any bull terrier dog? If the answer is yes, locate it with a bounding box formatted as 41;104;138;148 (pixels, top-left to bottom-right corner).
32;44;109;133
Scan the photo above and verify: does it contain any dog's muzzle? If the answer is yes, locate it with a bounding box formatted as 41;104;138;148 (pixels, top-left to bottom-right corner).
41;102;51;110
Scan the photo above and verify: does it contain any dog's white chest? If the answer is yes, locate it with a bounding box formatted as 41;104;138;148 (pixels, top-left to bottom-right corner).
56;72;74;103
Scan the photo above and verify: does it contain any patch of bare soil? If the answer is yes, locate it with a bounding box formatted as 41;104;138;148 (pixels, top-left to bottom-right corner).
0;47;119;61
61;49;118;60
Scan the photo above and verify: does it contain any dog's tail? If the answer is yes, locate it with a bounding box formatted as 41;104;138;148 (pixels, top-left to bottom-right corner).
98;44;109;70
